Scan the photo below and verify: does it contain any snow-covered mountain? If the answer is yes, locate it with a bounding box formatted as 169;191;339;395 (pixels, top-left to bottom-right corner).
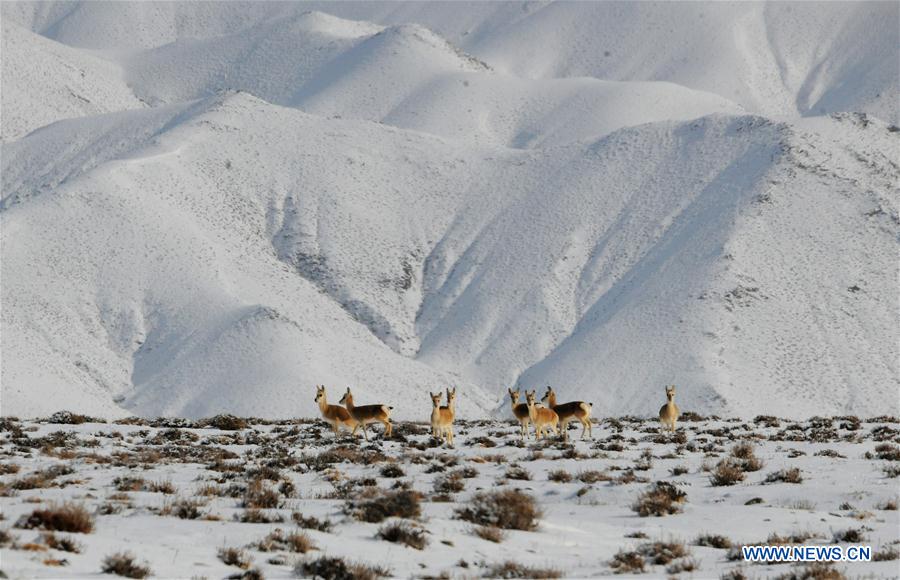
1;2;897;419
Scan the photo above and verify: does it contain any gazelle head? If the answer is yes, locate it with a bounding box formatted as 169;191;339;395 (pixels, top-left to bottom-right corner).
666;385;676;400
430;391;443;408
339;387;353;405
508;388;521;405
541;385;555;404
446;387;456;407
525;390;537;408
315;384;326;404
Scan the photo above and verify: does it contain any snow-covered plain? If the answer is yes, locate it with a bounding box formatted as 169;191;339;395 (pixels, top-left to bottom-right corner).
0;415;898;578
2;2;899;420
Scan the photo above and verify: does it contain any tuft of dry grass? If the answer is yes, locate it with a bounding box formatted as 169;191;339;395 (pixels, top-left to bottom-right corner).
547;469;572;483
482;561;562;578
295;556;391;580
473;525;506;543
872;545;899;561
832;528;866;543
16;503;94;534
291;511;333;532
345;489;422;523
710;460;746;486
632;481;687;517
41;532;82;553
148;479;177;494
577;470;611;484
219;546;252;569
637;540;690;565
609;550;645;574
101;552;151;578
455;489;541;531
772;562;846;580
376;520;428;550
696;534;733;549
765;468;803;484
242;479;281;509
433;471;466;494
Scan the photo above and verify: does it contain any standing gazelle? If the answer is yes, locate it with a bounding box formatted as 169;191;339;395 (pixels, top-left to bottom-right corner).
525;390;559;440
541;386;592;441
430;387;456;446
508;388;531;440
658;385;680;432
315;385;357;436
339;387;393;441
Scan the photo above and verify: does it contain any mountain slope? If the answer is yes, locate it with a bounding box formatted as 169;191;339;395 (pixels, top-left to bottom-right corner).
3;94;896;419
0;20;144;141
8;1;896;122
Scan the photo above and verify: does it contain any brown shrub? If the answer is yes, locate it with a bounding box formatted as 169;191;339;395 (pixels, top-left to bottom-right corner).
41;532;82;553
242;479;281;509
101;552;151;578
547;469;572;483
632;481;687;517
219;547;252;569
765;468;803;484
696;534;732;549
473;525;506;543
638;540;690;565
205;414;249;431
483;561;562;578
772;563;846;580
376;521;428;550
295;556;390;580
291;511;333;532
710;460;746;486
455;490;541;531
609;550;645;574
16;503;94;533
433;471;466;494
345;489;422;523
577;470;611;484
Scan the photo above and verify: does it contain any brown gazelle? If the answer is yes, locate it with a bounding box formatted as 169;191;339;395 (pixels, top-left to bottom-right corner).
541;386;592;441
315;385;357;436
339;387;393;441
430;387;456;446
525;390;559;440
508;388;531;440
658;385;680;432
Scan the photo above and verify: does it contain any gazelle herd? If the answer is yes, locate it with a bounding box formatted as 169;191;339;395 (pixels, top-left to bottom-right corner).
314;384;680;444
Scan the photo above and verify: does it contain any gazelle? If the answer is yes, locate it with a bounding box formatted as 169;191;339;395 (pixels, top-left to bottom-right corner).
541;386;592;441
314;385;357;436
430;387;456;446
658;385;680;432
508;388;531;440
339;387;393;441
525;390;559;440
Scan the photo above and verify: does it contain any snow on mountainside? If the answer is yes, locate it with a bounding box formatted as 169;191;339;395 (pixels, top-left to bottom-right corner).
1;2;897;420
0;20;144;141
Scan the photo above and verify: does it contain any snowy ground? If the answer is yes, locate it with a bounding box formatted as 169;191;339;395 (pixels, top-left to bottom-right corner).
1;414;898;579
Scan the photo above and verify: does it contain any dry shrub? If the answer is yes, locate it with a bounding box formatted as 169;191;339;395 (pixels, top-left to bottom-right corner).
16;503;94;533
10;465;74;490
101;552;151;578
710;460;746;486
235;509;284;524
632;481;687;517
113;476;145;492
772;563;846;580
295;556;391;580
483;561;562;578
873;546;899;561
871;443;900;461
504;465;532;481
765;468;803;484
41;532;82;553
666;558;698;574
219;546;252;569
473;525;506;543
242;479;281;509
255;528;316;553
696;534;732;549
876;499;897;510
547;469;572;483
168;497;205;519
0;463;20;475
455;490;541;531
638;540;690;565
376;521;428;550
148;479;176;494
832;528;866;543
291;512;333;532
345;489;422;523
433;471;466;494
379;464;404;478
577;470;611;484
206;414;249;431
609;550;645;574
